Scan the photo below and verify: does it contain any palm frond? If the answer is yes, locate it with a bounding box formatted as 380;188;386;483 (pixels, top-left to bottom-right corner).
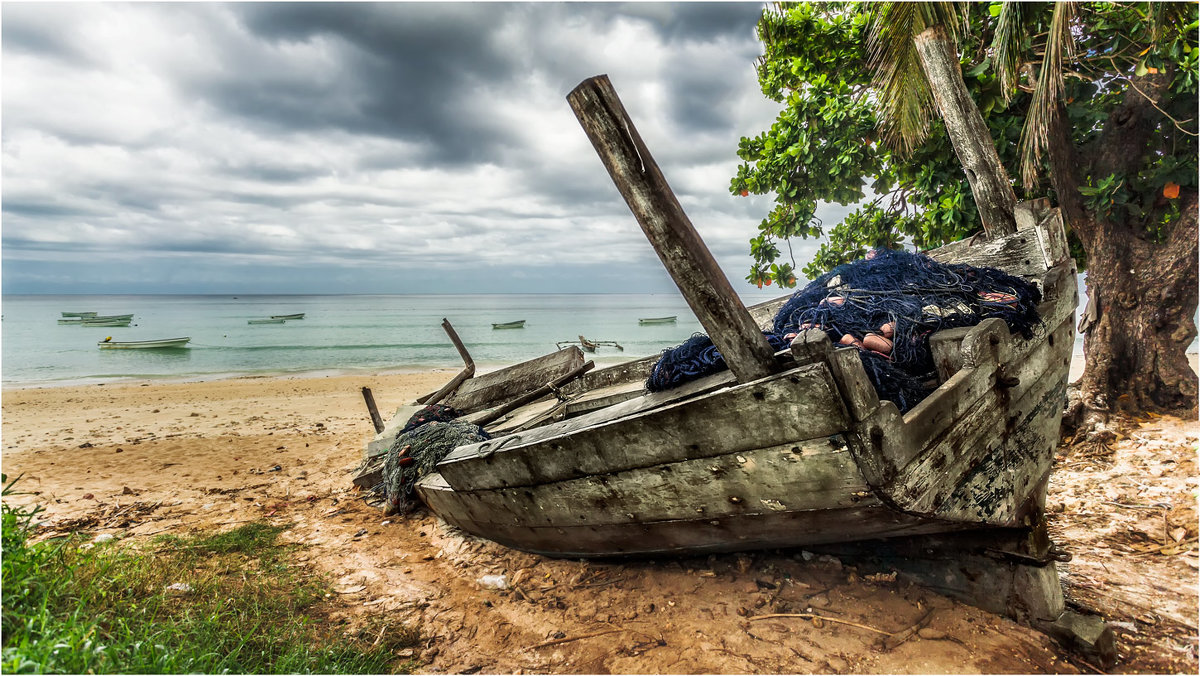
868;2;967;155
1018;1;1077;189
991;2;1028;102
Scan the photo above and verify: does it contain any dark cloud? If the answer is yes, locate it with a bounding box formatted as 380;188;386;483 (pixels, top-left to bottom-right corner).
1;4;94;65
1;2;820;295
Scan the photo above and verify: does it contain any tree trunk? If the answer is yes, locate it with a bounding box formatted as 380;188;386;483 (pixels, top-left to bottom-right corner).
1077;198;1199;421
914;25;1018;238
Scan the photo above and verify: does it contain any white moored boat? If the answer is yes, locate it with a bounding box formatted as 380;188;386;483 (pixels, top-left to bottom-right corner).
98;337;190;349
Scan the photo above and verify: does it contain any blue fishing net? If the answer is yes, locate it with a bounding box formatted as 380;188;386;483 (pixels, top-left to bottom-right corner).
646;248;1042;413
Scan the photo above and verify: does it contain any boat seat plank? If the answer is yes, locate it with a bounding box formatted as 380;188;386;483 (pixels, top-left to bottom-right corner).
443;346;585;414
438;363;849;492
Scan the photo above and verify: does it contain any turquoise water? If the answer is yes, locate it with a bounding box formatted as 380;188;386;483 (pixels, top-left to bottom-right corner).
5;284;1189;388
1;294;723;387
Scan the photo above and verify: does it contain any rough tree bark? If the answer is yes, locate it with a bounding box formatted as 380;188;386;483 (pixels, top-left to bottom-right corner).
914;25;1019;238
1044;72;1198;428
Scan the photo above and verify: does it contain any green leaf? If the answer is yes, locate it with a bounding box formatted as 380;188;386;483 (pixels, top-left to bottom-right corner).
966;58;990;77
1135;60;1149;76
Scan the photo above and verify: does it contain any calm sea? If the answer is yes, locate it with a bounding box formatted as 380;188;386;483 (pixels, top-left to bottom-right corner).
5;282;1190;388
1;294;727;387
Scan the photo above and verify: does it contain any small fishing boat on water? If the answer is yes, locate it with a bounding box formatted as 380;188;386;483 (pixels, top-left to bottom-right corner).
270;313;305;320
557;335;623;352
249;318;287;324
61;311;97;318
638;316;677;325
62;314;134;325
98;337;190;349
492;320;526;329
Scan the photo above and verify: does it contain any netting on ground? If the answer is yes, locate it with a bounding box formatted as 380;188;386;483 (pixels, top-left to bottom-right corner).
646;248;1042;412
381;418;491;515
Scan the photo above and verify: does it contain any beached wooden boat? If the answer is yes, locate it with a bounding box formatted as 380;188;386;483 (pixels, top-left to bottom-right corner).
638;315;677;325
492;320;526;329
249;318;287;324
98;337;190;349
61;311;97;318
402;77;1109;663
270;313;305;320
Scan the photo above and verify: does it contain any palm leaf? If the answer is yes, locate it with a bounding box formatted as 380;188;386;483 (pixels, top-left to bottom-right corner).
867;2;966;155
1018;1;1077;189
991;2;1028;103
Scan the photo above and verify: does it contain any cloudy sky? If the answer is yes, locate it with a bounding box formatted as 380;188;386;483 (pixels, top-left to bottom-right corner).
2;2;847;295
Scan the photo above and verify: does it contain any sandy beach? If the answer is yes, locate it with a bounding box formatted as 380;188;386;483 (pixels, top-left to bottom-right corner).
3;359;1197;673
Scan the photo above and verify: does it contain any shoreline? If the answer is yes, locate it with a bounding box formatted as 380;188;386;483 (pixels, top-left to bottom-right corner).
5;351;1197;392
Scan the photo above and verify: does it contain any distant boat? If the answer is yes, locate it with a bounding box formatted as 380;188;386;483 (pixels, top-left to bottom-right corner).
558;335;623;353
81;317;133;327
248;318;286;324
492;320;526;329
638;316;677;325
98;337;190;349
77;314;135;327
270;313;305;320
58;318;86;325
61;311;97;318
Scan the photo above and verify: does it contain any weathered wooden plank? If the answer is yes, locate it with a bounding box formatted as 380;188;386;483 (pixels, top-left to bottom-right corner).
438;363;849;492
561;356;655;396
444;368;737;466
427;436;868;529
417;472;965;557
748;295;790;329
929;327;971;383
562;380;647;416
568;75;777;383
443;346;585;414
473;360;594;427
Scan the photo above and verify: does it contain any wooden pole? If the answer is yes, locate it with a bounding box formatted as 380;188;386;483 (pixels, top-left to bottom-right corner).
567;75;777;383
913;25;1018;238
361;386;385;434
417;318;476;406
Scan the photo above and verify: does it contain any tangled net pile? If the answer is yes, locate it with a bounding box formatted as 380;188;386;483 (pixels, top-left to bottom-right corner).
380;405;491;515
647;248;1042;412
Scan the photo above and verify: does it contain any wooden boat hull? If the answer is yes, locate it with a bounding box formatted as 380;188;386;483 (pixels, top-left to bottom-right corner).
99;337;190;349
249;318;286;324
61;312;97;318
492;320;526;329
270;313;305;320
416;210;1077;558
638;316;677;325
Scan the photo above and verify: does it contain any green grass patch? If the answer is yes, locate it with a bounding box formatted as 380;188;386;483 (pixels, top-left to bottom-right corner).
2;474;419;674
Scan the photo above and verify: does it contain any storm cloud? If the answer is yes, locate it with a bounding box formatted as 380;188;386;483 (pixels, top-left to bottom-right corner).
2;2;831;295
